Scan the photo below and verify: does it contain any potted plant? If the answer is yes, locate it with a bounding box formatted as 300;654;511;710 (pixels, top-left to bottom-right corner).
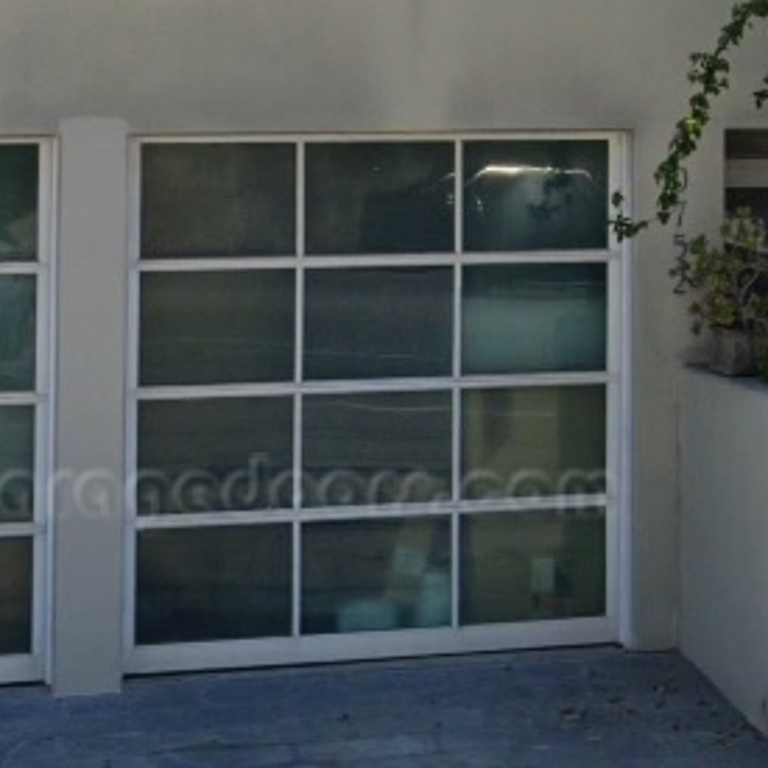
671;208;768;375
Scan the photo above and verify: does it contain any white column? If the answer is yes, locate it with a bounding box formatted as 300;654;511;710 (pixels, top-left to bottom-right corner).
51;118;129;695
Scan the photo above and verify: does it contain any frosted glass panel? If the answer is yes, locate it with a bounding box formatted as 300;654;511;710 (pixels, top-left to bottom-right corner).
141;143;295;258
140;270;295;385
304;267;453;379
0;145;38;262
303;392;452;508
303;517;451;634
463;140;609;251
460;508;606;625
136;525;292;644
0;276;36;391
462;386;606;500
462;264;606;374
138;397;293;515
306;142;454;254
0;406;34;523
0;537;32;654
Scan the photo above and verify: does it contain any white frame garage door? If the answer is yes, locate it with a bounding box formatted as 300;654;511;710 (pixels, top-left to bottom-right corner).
125;132;629;675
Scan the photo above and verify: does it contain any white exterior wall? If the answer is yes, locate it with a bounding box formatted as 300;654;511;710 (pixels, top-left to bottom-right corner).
0;0;762;693
680;369;768;735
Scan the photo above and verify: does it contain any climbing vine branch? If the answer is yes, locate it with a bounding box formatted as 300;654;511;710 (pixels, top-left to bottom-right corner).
611;0;768;240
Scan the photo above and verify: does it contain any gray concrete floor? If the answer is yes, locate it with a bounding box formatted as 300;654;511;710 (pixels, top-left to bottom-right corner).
1;646;767;767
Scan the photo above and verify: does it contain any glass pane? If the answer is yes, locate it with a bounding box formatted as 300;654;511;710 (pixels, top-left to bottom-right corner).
137;397;293;515
0;276;36;391
462;264;606;374
462;386;606;500
303;391;452;508
304;267;453;380
0;407;34;523
302;517;451;634
726;189;768;230
460;508;606;625
0;145;38;262
463;140;609;251
141;143;295;258
136;525;292;644
306;142;454;254
0;537;32;654
140;270;295;386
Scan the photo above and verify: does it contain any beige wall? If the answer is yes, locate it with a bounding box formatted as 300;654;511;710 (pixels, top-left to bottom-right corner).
0;0;763;690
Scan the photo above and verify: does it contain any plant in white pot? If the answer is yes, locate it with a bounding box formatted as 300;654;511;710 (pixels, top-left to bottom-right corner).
671;209;768;375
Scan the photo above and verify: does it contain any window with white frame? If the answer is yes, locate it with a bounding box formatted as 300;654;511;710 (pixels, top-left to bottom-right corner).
0;142;50;682
129;135;623;666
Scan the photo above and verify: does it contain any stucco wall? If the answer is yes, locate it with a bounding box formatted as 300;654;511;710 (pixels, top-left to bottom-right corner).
0;1;765;691
680;368;768;735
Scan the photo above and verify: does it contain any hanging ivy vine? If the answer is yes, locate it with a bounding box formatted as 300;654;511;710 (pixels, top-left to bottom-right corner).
611;0;768;240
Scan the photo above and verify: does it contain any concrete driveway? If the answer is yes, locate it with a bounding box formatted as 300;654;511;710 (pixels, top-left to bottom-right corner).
0;646;766;767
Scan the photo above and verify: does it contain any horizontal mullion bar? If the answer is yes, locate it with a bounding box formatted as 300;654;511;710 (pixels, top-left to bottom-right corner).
0;262;41;275
135;253;620;272
0;522;42;538
0;392;44;406
135;373;609;401
137;257;296;271
459;250;618;264
135;509;296;529
137;131;619;144
301;254;458;268
135;494;608;530
459;372;610;389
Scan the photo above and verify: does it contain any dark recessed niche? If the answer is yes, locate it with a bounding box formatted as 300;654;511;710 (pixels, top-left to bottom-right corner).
726;129;768;160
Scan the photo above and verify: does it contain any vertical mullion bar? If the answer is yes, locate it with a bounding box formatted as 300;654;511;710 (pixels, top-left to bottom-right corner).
124;139;143;661
34;140;53;671
292;519;301;638
451;140;464;629
293;141;305;637
606;135;625;636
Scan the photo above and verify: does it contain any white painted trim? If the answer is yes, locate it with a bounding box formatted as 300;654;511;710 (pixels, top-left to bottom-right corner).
126;616;614;676
617;132;635;648
0;655;42;685
41;137;58;686
136;131;621;144
123;139;142;667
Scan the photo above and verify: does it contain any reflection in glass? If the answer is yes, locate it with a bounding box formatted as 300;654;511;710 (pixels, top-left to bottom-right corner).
462;264;606;374
137;397;293;515
463;140;609;251
136;525;292;644
462;386;606;500
302;517;451;634
140;270;295;385
0;407;34;523
306;142;454;254
460;508;606;625
0;276;36;391
303;392;452;508
141;143;296;258
0;145;38;261
304;267;453;380
0;537;32;654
